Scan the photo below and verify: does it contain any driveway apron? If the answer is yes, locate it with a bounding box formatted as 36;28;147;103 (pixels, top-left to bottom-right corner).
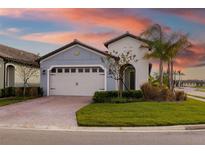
0;96;91;129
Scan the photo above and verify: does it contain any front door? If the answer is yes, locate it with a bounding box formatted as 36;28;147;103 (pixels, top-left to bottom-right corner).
124;65;135;90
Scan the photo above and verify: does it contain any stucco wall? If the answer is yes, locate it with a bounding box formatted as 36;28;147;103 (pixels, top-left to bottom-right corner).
108;36;149;90
0;58;4;89
40;45;116;95
6;62;40;87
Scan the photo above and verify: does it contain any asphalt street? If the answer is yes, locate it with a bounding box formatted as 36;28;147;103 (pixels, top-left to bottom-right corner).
0;128;205;145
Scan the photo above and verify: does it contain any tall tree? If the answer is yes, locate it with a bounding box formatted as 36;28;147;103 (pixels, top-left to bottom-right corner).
166;33;191;90
140;24;169;87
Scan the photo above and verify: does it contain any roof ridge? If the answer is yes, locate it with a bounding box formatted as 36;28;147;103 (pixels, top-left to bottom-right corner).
0;44;39;57
38;39;113;62
104;31;143;47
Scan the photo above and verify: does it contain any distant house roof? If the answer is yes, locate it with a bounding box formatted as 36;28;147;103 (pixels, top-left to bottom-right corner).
0;44;39;67
39;39;116;62
104;31;145;48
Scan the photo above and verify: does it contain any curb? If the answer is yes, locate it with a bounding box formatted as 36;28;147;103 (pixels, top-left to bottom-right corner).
1;124;205;132
187;95;205;102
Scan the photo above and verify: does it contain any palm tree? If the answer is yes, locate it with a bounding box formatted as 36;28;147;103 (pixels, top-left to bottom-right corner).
166;33;191;90
140;24;169;87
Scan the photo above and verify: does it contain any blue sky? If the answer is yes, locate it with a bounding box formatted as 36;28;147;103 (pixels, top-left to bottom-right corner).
0;8;204;70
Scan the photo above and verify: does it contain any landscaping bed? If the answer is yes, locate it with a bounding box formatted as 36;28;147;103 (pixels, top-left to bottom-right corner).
76;98;205;127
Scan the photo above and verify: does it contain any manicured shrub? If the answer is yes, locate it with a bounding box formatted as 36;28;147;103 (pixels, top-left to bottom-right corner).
93;90;143;103
122;90;143;98
140;83;161;100
0;87;43;98
141;83;177;101
160;88;175;101
1;87;15;97
175;91;187;101
15;87;23;97
110;97;128;103
28;87;38;97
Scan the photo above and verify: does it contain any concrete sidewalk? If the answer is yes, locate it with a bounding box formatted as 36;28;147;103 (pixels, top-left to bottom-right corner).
0;123;205;133
188;95;205;102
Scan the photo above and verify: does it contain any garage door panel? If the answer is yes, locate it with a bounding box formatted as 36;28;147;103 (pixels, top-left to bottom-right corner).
49;67;105;96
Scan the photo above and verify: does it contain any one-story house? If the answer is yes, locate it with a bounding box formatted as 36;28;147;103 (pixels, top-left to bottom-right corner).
39;32;151;96
0;44;40;90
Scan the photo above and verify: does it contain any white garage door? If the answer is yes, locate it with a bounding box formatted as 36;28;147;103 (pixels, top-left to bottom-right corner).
49;66;105;96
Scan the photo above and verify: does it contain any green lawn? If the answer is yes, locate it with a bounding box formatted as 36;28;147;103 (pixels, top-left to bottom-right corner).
0;97;37;107
76;98;205;127
195;86;205;89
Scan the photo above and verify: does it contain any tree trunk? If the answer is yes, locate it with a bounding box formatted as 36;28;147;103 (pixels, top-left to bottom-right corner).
118;67;124;98
159;59;163;87
167;60;171;89
23;85;26;97
118;79;120;98
170;60;174;91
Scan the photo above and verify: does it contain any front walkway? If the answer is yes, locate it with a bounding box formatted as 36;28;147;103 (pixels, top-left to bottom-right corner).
0;96;91;129
176;87;205;102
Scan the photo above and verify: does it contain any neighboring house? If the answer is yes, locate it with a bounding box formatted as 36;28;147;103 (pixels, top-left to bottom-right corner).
39;32;151;96
0;44;40;90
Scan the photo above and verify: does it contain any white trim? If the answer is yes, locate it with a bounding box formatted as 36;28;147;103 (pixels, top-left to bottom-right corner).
6;63;16;69
40;44;107;64
47;69;50;96
47;64;107;96
5;63;16;87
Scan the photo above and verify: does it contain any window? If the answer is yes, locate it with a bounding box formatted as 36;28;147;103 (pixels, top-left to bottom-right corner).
85;68;90;73
99;68;104;73
51;68;56;73
71;68;76;73
65;68;69;73
58;68;63;73
92;68;98;73
78;68;83;73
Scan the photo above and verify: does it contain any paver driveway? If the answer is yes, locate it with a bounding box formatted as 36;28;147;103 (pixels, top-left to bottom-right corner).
0;96;91;129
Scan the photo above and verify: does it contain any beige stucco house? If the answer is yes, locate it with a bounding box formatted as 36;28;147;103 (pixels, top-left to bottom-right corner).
0;44;40;90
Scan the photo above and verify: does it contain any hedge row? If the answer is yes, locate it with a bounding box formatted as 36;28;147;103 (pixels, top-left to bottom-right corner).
0;87;43;98
93;90;143;103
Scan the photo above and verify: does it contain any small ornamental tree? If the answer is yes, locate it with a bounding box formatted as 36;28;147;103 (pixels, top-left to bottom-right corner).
102;50;137;98
16;65;39;97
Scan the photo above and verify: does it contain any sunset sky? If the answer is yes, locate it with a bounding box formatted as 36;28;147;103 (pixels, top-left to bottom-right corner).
0;8;204;78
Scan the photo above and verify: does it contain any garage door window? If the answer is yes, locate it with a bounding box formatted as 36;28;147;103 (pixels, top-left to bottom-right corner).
99;68;104;73
58;68;63;73
71;68;76;73
78;68;83;73
85;68;90;73
65;68;69;73
92;68;98;73
51;68;56;73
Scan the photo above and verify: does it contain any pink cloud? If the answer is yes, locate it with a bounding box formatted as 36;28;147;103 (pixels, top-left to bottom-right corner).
0;9;152;34
21;31;116;50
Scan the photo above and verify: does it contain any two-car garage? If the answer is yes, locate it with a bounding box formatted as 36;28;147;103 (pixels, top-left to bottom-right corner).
48;66;106;96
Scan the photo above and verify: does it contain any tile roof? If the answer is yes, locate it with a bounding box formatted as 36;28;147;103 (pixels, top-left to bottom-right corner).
104;31;145;47
0;44;39;67
38;39;117;61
